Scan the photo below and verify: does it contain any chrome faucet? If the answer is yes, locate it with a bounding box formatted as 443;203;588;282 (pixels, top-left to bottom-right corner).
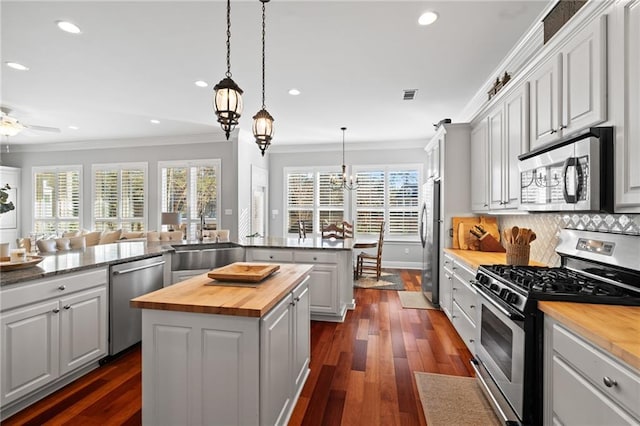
198;213;205;242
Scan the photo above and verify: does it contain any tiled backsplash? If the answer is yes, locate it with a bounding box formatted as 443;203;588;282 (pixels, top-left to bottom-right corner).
498;213;640;267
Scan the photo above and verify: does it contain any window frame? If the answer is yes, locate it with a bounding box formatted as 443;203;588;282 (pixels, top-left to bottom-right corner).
91;162;148;232
32;165;83;234
158;159;222;239
283;166;344;236
352;163;422;241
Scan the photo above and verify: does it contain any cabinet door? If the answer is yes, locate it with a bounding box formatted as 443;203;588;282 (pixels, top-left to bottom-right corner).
529;54;561;149
503;84;529;209
470;120;489;212
615;0;640;211
562;16;607;136
307;264;338;315
59;287;107;375
488;106;505;210
292;279;310;395
1;300;60;405
260;294;293;426
440;255;454;320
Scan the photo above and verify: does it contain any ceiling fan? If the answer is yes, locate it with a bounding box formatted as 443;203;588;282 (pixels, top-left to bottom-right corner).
0;107;61;136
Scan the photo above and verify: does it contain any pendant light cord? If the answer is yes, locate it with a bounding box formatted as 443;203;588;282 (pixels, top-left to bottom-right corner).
342;127;346;165
261;1;266;109
225;0;232;78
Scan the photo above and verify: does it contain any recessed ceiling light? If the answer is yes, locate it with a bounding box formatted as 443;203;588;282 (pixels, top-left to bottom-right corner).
150;119;160;124
5;62;29;71
56;20;82;34
418;11;439;26
194;80;208;88
288;88;301;96
68;125;79;130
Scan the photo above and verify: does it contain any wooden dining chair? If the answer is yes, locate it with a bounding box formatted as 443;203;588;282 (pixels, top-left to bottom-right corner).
298;220;306;238
322;222;343;239
341;221;353;238
357;221;385;280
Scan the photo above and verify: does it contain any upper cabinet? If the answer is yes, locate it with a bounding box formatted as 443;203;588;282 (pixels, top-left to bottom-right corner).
425;138;441;180
472;83;529;213
613;0;640;211
529;16;607;150
470;120;489;212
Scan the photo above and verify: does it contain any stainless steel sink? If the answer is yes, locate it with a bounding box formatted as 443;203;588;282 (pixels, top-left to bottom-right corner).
171;244;245;271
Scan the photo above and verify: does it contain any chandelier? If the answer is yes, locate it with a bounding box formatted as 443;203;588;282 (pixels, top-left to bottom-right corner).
330;127;359;191
213;0;243;140
252;0;274;156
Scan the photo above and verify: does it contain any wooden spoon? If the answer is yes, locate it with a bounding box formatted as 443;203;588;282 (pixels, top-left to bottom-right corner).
511;226;519;245
529;232;537;243
519;229;529;245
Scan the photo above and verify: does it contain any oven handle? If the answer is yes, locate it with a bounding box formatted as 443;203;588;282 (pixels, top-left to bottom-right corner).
473;283;525;322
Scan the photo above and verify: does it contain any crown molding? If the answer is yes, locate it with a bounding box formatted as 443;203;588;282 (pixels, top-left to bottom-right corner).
268;138;427;154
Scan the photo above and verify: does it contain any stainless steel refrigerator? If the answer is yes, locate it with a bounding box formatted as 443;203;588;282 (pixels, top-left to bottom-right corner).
420;178;441;307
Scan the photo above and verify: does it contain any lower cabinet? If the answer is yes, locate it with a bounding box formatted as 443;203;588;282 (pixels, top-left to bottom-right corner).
0;269;108;413
544;315;640;425
260;278;310;426
440;253;454;320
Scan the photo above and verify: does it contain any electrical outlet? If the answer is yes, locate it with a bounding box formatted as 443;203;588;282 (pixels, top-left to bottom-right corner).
404;248;410;254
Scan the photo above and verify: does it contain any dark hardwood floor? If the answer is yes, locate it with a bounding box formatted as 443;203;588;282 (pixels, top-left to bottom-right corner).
3;269;474;426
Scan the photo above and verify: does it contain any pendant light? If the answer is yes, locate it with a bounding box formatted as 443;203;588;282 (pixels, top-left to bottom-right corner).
330;127;359;191
252;0;274;156
213;0;243;140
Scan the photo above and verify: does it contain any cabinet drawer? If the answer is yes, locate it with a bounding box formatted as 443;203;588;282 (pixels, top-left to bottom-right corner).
294;251;337;264
453;260;476;284
248;249;293;263
452;301;476;353
1;268;108;312
552;322;640;418
442;254;454;272
452;275;478;324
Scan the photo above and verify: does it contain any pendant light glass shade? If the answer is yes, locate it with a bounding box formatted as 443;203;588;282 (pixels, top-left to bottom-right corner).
252;0;274;156
214;77;243;139
214;0;243;140
253;108;274;156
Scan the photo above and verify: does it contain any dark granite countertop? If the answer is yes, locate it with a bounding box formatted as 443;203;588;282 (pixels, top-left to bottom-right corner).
239;236;355;251
0;242;171;286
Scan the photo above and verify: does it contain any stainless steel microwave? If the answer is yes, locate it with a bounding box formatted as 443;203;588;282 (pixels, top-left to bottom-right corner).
518;127;613;212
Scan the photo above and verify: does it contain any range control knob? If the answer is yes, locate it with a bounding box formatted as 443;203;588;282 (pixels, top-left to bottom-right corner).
477;274;490;285
506;292;520;305
499;288;511;301
489;283;500;292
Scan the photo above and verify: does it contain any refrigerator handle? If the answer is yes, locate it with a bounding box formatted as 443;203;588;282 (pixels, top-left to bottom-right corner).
419;203;427;248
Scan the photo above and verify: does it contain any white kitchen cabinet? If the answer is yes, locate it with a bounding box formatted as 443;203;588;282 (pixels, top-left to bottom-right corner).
449;258;478;353
59;287;107;375
260;291;294;426
613;0;640;212
529;16;607;150
544;315;640;425
488;104;505;209
425;138;441;180
1;300;60;405
0;268;108;410
471;119;490;212
292;281;310;394
306;264;338;315
440;253;454;320
502;84;529;209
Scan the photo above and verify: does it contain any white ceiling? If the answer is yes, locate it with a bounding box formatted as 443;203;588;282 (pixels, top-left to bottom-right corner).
1;0;549;149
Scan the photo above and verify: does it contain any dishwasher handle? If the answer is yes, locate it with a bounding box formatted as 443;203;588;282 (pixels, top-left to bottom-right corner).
112;260;166;276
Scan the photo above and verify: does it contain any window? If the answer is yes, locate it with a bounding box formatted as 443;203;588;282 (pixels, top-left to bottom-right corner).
33;166;82;234
285;168;343;235
354;165;421;238
159;160;221;239
92;163;147;231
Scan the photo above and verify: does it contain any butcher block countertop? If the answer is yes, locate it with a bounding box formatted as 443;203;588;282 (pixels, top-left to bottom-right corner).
443;248;547;270
539;301;640;370
131;263;313;318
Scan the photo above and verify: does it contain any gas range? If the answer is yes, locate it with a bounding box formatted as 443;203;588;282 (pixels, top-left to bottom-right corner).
474;230;640;315
470;229;640;426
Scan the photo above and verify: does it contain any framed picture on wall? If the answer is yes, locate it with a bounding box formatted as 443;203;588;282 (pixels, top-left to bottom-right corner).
0;185;17;230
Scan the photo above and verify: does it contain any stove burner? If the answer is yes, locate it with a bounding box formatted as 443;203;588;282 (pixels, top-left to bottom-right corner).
478;264;640;305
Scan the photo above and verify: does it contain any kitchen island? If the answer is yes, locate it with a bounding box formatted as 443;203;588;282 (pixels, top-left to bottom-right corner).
242;236;354;322
131;263;313;426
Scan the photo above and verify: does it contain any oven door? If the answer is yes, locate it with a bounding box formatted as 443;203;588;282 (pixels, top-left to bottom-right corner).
473;285;526;422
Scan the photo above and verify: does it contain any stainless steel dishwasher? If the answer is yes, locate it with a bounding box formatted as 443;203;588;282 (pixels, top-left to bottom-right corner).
109;256;165;355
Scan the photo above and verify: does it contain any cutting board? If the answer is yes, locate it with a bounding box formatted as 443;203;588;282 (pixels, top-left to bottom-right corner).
452;216;499;250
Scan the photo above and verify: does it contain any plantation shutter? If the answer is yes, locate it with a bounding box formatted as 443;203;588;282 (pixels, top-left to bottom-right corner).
121;168;145;231
355;170;385;233
287;172;314;233
388;170;419;235
34;168;81;233
318;172;344;228
94;169;118;231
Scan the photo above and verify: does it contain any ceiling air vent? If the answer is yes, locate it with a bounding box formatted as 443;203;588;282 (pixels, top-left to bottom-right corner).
403;89;418;100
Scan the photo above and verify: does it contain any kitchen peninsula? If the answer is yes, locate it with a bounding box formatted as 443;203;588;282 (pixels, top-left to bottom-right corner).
131;263;313;426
